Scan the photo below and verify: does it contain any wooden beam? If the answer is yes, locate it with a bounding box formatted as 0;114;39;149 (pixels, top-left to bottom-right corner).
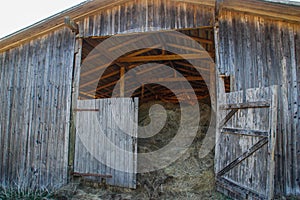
120;66;125;97
217;137;268;177
216;177;266;200
80;63;111;77
164;94;210;101
146;76;203;82
159;88;205;93
219;109;238;127
79;91;96;98
135;63;167;75
64;16;79;33
117;54;208;63
167;43;206;53
221;127;268;138
219;101;270;110
80;70;119;88
72;172;112;178
141;84;144;99
167;32;214;45
126;44;161;57
88;75;204;95
108;34;150;52
175;61;211;72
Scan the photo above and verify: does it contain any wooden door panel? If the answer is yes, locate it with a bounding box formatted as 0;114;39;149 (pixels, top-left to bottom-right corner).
215;86;278;200
74;98;138;188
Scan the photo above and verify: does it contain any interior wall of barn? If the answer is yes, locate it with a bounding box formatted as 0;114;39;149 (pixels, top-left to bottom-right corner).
0;27;76;189
217;10;300;196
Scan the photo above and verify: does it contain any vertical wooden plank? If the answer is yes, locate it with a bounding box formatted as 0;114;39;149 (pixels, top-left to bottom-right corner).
69;38;82;178
266;86;278;200
148;0;154;29
214;5;222;172
294;24;300;196
279;24;292;195
0;28;75;189
288;24;299;195
0;51;5;179
7;47;18;182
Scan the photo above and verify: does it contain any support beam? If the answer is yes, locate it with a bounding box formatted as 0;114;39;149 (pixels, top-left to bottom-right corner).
120;66;125;97
221;127;268;138
117;54;208;63
217;137;268;177
219;101;270;110
80;70;119;88
64;16;79;34
126;44;161;57
146;76;203;82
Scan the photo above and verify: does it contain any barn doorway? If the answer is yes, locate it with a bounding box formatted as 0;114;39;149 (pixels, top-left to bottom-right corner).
71;28;226;196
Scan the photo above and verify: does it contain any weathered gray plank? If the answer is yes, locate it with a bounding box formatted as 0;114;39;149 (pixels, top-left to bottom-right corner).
221;127;268;137
74;98;138;188
78;0;214;37
216;86;278;199
0;28;75;189
217;10;300;196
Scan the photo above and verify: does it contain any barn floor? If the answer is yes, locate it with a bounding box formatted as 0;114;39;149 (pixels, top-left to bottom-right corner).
53;100;230;199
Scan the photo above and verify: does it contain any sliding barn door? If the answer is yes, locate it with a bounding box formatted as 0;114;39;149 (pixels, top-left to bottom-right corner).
74;98;138;188
215;86;278;200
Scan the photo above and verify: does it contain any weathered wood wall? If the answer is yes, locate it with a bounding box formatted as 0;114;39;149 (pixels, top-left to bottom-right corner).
78;0;215;37
74;98;138;188
217;10;300;196
0;28;75;189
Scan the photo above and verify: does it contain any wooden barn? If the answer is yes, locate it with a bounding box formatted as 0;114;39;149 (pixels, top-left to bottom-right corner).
0;0;299;199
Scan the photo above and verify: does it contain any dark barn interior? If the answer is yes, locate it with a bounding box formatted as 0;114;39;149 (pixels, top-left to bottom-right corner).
78;28;229;103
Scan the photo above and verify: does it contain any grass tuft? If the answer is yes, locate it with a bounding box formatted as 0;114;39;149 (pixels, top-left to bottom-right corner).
0;185;53;200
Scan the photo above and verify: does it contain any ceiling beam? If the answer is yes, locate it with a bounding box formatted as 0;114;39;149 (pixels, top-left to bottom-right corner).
117;53;208;63
126;44;161;57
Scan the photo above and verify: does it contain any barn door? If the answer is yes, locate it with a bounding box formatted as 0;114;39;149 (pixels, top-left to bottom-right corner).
215;86;278;200
73;98;138;188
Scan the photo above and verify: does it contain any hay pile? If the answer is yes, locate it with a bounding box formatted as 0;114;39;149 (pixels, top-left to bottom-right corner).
136;101;216;199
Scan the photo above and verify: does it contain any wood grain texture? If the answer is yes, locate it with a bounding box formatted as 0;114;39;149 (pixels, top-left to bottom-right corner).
78;0;215;37
0;28;75;189
217;10;300;196
215;86;278;200
74;98;138;188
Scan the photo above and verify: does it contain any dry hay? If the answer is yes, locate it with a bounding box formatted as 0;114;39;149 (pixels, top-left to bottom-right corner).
136;101;216;199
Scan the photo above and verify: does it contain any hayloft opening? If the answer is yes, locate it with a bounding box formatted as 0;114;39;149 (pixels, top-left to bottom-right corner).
78;28;223;103
75;28;227;191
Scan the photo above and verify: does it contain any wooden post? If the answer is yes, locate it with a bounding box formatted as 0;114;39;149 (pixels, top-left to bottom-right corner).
142;84;144;99
214;0;222;174
68;38;82;182
120;66;125;97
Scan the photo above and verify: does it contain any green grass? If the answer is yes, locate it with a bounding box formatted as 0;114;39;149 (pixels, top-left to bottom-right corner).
0;186;53;200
